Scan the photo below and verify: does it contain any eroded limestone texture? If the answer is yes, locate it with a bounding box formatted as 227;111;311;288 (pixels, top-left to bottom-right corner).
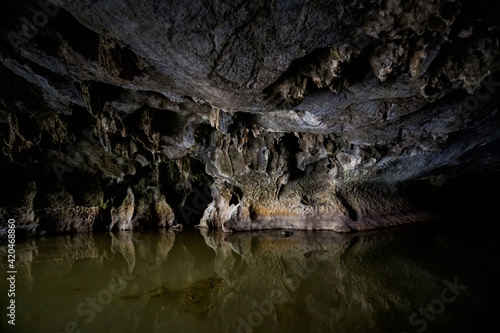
1;0;500;235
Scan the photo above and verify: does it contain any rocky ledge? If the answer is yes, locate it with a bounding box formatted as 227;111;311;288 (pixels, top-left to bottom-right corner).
1;0;500;237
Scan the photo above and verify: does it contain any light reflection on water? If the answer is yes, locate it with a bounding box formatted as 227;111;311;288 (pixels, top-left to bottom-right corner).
1;219;498;333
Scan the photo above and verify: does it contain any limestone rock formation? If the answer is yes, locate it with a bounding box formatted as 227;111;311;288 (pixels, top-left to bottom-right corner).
1;0;499;236
109;186;135;230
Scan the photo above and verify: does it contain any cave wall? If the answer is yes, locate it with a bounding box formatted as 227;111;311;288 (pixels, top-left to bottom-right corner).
1;0;500;236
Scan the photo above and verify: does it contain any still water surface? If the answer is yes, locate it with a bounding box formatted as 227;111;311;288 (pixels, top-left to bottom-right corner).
1;218;498;333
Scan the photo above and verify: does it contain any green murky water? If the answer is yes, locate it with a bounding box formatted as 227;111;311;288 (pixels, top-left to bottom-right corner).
1;219;498;333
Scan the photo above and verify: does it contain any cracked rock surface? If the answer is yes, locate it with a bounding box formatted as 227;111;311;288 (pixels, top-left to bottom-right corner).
1;0;500;236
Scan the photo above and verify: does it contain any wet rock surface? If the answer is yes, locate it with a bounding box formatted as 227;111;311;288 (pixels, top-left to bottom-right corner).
1;0;500;235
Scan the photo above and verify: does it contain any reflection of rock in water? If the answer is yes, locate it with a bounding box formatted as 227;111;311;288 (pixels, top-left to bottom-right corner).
0;239;37;292
110;231;136;273
3;228;487;333
200;228;449;333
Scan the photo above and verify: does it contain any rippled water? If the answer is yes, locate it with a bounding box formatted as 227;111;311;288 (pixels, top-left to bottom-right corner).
1;219;498;333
